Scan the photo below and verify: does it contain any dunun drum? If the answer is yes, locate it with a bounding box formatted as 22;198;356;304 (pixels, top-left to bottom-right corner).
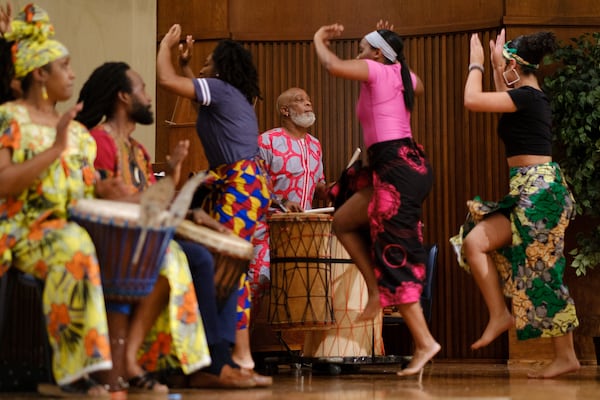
176;220;254;308
303;236;384;358
69;199;174;303
268;213;334;330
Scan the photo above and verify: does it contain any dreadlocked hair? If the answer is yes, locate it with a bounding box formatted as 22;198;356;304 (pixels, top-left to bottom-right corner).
211;39;261;104
0;39;16;103
76;61;132;129
377;29;415;111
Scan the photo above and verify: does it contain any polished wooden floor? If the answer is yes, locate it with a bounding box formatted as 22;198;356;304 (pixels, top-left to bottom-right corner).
2;362;598;400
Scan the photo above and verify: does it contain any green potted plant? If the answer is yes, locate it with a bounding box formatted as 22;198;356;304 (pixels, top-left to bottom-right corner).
544;32;600;277
543;32;600;365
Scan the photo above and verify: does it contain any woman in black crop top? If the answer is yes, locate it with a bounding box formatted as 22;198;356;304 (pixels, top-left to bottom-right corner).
451;29;580;378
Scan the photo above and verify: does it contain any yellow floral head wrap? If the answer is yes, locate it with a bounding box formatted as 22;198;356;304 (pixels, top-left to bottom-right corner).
4;3;69;79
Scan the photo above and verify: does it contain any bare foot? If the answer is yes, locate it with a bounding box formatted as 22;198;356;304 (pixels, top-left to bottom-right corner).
355;294;382;322
527;357;581;379
397;341;441;376
471;311;514;350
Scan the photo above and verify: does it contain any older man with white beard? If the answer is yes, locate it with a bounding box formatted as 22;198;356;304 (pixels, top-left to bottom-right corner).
259;87;328;212
247;87;329;321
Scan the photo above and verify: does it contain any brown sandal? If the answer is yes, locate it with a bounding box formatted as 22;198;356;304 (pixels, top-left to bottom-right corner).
128;371;169;394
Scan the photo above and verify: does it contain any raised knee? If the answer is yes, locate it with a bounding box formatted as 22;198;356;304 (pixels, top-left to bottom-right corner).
462;235;482;262
331;215;346;235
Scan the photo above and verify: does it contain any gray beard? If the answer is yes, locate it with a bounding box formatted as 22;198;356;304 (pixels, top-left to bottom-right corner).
290;111;316;128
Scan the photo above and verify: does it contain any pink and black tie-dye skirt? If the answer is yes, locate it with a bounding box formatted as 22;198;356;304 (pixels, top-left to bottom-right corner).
331;138;433;307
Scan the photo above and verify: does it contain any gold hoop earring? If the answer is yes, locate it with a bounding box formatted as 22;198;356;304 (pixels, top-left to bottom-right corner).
41;84;48;100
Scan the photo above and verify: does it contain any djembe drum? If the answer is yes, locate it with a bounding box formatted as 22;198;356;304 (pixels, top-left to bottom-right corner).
303;235;384;358
176;220;254;309
69;199;174;303
68;198;175;392
268;212;335;330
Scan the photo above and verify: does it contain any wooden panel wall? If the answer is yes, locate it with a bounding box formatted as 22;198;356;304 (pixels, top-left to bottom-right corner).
229;0;503;39
504;0;600;42
156;0;600;362
505;0;600;21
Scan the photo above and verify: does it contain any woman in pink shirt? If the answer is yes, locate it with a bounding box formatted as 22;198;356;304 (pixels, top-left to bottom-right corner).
314;21;440;376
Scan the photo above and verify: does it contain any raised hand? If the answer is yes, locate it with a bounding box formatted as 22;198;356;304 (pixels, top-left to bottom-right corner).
178;34;194;67
376;19;394;31
489;28;506;69
314;23;344;45
161;24;182;49
469;33;485;65
0;2;12;36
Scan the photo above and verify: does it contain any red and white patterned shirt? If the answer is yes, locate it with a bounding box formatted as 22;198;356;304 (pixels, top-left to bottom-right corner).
258;127;324;210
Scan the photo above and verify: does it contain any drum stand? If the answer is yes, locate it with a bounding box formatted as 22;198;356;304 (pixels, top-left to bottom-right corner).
265;261;410;376
262;243;439;376
263;323;411;376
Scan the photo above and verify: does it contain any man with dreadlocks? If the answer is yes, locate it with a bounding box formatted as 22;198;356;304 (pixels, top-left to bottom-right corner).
157;24;272;387
76;62;258;390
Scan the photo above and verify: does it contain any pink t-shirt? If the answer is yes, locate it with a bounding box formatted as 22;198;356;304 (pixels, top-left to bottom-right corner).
356;59;417;149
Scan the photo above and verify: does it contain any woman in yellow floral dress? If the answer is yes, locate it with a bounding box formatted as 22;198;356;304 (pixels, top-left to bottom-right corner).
0;4;112;396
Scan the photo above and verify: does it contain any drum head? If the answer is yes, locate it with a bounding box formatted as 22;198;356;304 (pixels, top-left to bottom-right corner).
268;212;332;223
176;220;254;260
69;198;170;227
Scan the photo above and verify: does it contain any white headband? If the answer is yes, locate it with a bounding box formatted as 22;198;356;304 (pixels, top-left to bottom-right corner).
364;31;397;63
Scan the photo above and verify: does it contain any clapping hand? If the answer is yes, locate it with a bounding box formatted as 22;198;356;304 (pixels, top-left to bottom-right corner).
54;102;83;153
166;139;189;169
165;139;189;184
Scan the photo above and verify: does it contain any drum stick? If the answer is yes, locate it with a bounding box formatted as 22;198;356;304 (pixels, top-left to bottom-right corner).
273;198;289;213
326;147;362;208
304;207;335;214
345;147;362;169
